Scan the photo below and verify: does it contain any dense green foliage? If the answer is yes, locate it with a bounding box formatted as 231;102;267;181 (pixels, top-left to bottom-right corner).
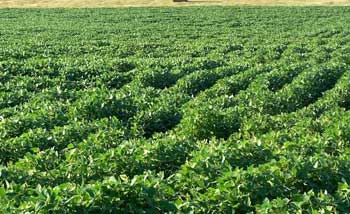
1;7;350;213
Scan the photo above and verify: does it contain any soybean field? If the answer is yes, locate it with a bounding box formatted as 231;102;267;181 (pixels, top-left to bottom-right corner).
1;7;350;213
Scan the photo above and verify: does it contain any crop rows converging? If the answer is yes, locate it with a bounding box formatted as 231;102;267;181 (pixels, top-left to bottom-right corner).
0;7;350;213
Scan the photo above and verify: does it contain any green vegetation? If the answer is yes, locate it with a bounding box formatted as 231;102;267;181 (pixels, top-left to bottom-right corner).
1;7;350;213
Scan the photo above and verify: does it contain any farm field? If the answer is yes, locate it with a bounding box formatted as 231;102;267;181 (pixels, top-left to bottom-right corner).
1;0;350;7
0;7;350;213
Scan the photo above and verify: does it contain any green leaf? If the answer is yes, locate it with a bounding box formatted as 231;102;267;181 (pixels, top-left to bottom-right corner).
67;143;75;149
0;187;6;199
